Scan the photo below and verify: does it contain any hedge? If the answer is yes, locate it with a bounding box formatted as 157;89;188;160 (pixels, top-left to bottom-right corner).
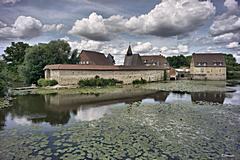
78;76;123;87
37;79;58;87
132;78;147;85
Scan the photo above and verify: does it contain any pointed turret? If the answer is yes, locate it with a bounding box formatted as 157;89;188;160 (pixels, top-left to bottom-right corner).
126;45;133;56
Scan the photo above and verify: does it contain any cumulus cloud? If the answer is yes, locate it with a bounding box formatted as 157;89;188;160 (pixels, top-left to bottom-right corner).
210;0;240;43
125;0;215;37
160;44;189;56
132;42;153;53
0;16;64;40
69;0;215;41
69;13;113;41
226;41;240;48
0;0;20;4
224;0;239;12
210;15;240;36
42;24;64;32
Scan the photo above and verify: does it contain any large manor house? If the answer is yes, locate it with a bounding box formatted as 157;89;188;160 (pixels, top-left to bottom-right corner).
44;46;226;85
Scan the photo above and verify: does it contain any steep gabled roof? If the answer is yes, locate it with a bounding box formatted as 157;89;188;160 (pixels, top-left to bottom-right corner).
192;53;226;67
80;50;113;65
141;55;169;67
126;45;133;56
124;54;143;66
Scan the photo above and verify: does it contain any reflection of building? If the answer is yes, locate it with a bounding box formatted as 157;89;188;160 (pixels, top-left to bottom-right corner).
191;92;225;104
190;53;226;80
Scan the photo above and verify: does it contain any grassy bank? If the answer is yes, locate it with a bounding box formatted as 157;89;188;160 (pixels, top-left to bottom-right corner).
141;80;234;92
13;85;131;96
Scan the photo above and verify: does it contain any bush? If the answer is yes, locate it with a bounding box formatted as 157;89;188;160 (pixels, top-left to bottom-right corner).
132;78;147;85
78;76;122;87
37;78;58;87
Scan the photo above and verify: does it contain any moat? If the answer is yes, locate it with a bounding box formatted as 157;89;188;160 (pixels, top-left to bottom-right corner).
0;82;239;159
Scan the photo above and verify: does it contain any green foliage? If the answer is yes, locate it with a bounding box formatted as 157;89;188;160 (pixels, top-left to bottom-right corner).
227;71;240;80
132;78;147;85
224;54;240;71
68;49;80;64
21;45;49;84
2;42;30;82
21;40;76;84
78;76;122;87
167;55;192;68
0;61;8;96
37;78;58;87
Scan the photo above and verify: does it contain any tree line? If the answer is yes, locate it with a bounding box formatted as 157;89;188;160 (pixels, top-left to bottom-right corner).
0;40;79;95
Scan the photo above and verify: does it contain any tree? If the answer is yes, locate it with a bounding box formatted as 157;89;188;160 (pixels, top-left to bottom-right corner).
2;42;30;82
21;45;49;84
167;55;192;68
45;40;71;64
68;49;79;64
21;40;76;84
0;60;8;96
3;42;30;66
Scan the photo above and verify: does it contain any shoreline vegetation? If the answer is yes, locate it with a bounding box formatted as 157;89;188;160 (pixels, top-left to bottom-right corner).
12;80;239;96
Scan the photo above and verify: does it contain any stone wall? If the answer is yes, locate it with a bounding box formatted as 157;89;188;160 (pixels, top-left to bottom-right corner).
45;69;166;85
190;66;226;80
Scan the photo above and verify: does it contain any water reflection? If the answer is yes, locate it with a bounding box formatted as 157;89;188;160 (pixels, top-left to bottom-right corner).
0;86;239;130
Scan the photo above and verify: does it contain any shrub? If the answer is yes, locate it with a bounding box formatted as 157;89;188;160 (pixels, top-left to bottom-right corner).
132;78;147;85
78;77;122;87
37;78;58;87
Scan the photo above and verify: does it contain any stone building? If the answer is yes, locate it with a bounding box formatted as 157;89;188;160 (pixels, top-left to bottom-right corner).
44;64;168;85
124;45;169;68
44;47;170;85
190;53;226;80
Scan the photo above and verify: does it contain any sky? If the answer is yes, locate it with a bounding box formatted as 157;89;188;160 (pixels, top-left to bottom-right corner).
0;0;240;64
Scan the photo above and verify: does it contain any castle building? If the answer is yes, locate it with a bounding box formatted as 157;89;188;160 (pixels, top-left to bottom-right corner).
44;46;169;85
124;45;169;68
79;50;114;65
190;53;226;80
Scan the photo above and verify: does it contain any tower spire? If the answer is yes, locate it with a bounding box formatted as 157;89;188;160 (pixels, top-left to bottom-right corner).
126;45;133;56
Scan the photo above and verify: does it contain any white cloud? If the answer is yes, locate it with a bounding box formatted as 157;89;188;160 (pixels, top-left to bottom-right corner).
69;13;113;41
69;0;215;41
132;42;153;53
0;16;64;40
213;31;240;43
42;24;64;32
224;0;239;12
125;0;215;37
160;44;189;56
210;0;240;44
68;39;104;51
226;41;240;49
0;0;20;4
177;44;189;53
210;15;240;36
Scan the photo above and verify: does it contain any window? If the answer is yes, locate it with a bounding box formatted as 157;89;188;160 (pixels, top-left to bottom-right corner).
86;61;89;64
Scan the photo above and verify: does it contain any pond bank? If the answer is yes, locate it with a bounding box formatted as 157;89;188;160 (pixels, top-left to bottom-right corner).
12;80;237;96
